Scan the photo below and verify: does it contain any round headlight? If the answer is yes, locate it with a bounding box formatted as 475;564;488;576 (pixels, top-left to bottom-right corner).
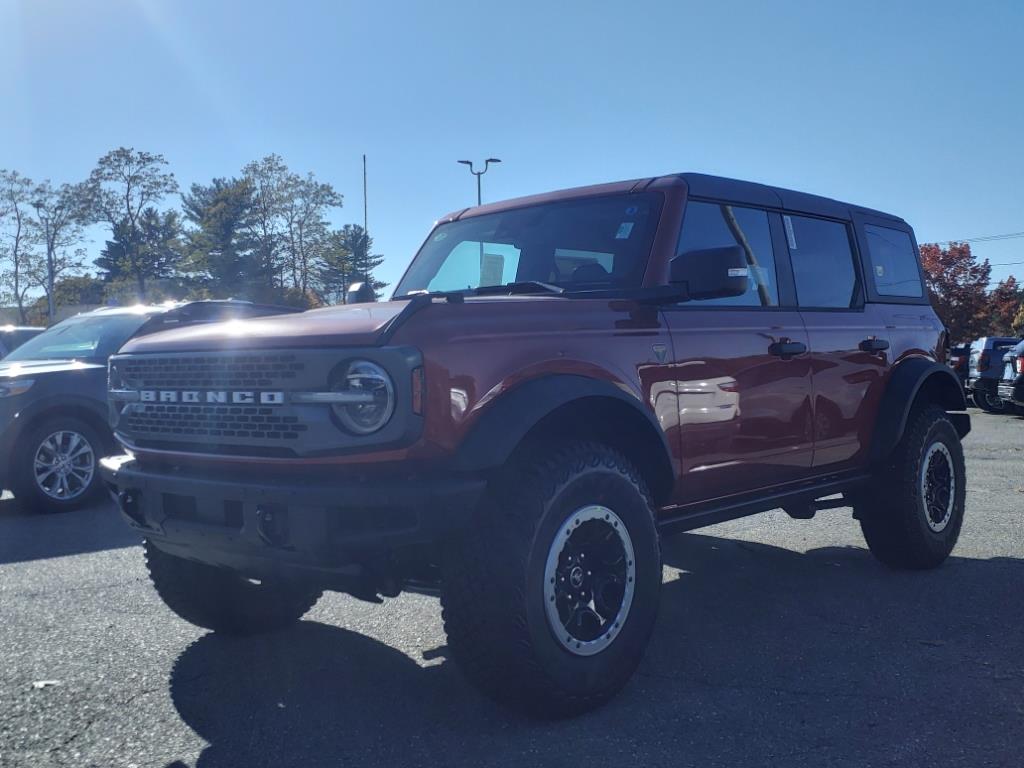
332;360;395;435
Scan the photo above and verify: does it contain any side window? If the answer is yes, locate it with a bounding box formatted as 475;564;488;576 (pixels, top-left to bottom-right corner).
677;201;779;306
863;224;923;298
785;215;859;309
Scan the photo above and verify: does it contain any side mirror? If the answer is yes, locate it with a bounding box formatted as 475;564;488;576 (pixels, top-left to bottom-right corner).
670;245;749;301
346;282;377;304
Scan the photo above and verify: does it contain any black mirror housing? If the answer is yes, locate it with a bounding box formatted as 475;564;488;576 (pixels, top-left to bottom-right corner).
669;245;749;301
346;282;377;304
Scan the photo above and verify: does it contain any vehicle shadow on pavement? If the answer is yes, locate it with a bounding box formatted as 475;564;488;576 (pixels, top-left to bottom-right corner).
0;497;140;565
166;531;1024;768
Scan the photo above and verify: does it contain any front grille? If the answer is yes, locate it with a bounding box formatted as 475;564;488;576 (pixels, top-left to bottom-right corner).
119;353;305;390
112;350;328;456
121;403;309;441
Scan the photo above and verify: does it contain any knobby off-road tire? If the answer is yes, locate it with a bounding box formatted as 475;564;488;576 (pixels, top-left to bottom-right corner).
144;540;322;635
441;441;662;718
12;416;106;514
856;406;966;569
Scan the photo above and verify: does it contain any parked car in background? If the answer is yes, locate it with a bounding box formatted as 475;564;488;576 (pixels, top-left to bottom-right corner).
966;336;1018;412
948;343;970;387
0;300;300;513
996;338;1024;411
0;325;44;359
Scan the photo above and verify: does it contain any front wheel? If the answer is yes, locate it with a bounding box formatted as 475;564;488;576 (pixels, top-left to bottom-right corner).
144;541;323;634
12;416;105;513
442;442;662;718
855;406;966;569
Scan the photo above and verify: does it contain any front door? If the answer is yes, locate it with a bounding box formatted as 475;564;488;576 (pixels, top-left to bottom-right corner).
664;200;814;503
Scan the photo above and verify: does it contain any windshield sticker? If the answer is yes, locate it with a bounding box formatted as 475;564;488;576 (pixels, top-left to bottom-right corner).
783;215;797;250
728;267;749;278
433;231;448;242
615;222;634;240
625;206;638;216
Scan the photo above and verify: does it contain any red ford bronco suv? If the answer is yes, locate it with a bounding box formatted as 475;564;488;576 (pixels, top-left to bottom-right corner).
101;173;969;717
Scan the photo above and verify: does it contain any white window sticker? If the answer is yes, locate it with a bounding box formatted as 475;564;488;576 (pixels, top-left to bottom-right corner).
727;267;749;278
480;253;505;286
875;264;885;277
615;222;634;240
783;215;797;250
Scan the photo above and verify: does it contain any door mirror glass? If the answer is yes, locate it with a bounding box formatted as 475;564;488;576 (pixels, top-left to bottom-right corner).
670;245;749;301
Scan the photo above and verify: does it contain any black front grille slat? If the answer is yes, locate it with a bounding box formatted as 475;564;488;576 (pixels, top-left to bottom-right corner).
121;353;305;390
123;404;309;441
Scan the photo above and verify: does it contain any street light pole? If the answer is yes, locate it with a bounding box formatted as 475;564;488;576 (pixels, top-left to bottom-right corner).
457;158;501;205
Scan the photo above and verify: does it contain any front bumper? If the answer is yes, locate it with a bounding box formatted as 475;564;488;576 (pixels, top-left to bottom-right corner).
100;455;486;580
997;378;1024;406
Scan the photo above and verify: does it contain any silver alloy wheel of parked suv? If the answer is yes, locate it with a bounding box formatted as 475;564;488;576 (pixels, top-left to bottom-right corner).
33;430;96;501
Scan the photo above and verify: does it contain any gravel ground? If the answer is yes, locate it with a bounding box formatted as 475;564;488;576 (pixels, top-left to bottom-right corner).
1;410;1021;768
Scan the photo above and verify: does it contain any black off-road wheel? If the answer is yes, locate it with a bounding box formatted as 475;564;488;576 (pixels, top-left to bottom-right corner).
11;416;106;514
855;406;966;569
144;540;323;635
441;441;662;718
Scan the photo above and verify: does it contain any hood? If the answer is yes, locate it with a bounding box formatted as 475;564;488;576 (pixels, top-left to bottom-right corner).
119;301;409;354
0;359;106;378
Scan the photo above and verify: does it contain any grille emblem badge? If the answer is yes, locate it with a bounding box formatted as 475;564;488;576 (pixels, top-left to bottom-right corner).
137;390;285;405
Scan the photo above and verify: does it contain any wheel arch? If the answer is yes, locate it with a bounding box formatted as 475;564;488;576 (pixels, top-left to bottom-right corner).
869;357;969;464
1;396;111;470
452;374;675;505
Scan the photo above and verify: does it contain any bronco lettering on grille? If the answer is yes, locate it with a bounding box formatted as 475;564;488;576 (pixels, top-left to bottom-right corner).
137;390;285;405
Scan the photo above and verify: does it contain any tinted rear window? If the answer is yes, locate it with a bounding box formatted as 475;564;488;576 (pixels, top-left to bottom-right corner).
785;215;860;309
864;224;923;298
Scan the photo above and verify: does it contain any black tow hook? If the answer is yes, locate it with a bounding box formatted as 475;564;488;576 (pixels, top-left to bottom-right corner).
118;490;145;527
255;504;289;547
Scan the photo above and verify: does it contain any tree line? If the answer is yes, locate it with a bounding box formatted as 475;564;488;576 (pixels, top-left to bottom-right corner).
920;242;1024;343
0;148;386;324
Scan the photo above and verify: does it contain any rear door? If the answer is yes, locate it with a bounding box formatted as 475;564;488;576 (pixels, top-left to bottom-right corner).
663;200;814;503
785;213;893;469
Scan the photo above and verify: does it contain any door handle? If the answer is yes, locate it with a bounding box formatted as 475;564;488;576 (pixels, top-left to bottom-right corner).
859;338;890;353
769;339;807;359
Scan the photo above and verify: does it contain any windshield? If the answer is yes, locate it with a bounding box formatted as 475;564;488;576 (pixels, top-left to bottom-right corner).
395;192;663;296
4;313;151;363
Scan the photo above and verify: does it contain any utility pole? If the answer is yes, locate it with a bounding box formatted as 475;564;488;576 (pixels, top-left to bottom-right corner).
457;158;501;205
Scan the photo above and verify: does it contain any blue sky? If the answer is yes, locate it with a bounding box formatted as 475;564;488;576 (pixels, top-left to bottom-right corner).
2;0;1022;293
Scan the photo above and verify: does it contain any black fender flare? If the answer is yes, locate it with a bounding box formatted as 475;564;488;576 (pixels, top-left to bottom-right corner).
451;374;673;480
868;358;969;464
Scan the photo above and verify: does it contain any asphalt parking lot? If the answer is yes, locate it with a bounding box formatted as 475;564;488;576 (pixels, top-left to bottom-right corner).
1;410;1022;768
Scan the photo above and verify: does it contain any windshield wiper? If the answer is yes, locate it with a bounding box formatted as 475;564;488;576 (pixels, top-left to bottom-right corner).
474;281;566;296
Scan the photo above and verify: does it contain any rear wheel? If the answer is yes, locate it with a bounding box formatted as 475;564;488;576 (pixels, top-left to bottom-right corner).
12;416;105;513
144;540;323;634
441;441;661;718
972;389;1007;413
855;406;966;569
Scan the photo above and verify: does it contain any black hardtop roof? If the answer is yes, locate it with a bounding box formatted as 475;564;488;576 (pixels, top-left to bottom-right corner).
677;173;905;224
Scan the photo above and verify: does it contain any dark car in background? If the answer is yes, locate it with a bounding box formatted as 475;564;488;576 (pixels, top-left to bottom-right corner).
966;336;1018;412
948;343;970;387
0;300;299;512
996;338;1024;410
0;326;44;359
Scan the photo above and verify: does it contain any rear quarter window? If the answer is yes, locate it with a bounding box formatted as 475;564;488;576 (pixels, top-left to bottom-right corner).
863;224;923;298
